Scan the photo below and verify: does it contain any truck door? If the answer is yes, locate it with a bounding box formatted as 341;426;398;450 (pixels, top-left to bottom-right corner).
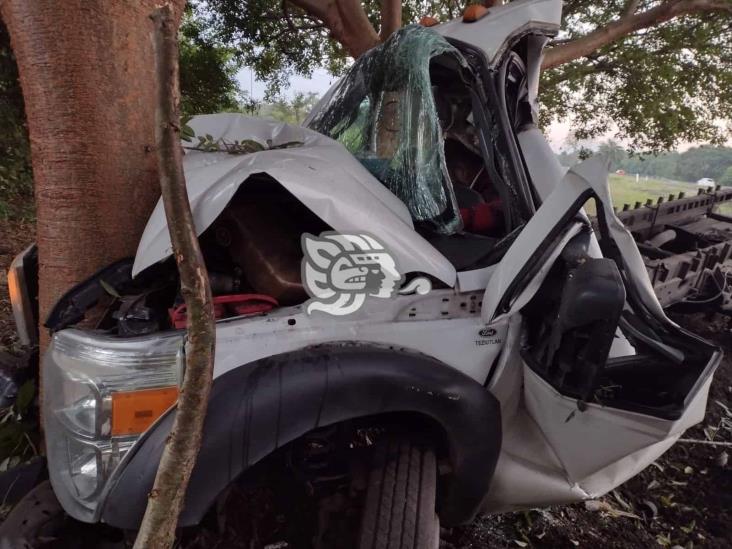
480;155;719;497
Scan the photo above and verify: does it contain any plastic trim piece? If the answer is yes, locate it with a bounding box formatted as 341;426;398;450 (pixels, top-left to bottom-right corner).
101;344;502;529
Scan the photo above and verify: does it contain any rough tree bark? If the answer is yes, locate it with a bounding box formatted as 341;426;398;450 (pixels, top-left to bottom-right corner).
0;0;184;352
133;5;216;549
543;0;732;69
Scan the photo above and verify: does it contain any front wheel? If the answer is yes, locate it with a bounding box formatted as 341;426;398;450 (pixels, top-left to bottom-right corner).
357;435;440;549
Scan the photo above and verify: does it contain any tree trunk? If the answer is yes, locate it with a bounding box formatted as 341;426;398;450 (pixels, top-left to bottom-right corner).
379;0;402;41
133;5;215;548
0;0;183;352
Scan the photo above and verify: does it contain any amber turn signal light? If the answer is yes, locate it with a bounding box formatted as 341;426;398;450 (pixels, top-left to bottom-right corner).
111;386;179;436
419;16;439;27
463;4;490;23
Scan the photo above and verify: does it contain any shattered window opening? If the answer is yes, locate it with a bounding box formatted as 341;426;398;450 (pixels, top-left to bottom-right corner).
309;25;469;235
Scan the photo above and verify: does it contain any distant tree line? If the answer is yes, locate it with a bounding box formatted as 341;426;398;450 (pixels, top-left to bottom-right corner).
558;141;732;186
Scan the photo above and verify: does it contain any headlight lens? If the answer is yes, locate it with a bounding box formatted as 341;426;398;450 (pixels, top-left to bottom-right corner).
44;329;183;521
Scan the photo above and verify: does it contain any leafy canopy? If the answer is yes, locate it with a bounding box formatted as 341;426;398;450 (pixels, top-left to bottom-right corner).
198;0;731;151
259;92;321;125
541;1;732;151
195;0;471;99
179;11;248;116
719;166;732;187
0;18;32;212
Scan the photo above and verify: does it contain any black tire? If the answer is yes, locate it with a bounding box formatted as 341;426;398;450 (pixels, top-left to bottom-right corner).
0;480;126;549
0;480;65;549
357;435;440;549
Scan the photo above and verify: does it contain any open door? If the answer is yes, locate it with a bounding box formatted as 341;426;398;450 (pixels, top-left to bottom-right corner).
481;156;720;509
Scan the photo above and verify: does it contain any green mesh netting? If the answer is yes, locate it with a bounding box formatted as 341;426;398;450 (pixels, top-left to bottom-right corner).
309;25;468;235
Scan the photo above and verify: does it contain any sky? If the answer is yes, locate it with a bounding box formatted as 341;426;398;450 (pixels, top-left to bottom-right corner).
238;68;336;103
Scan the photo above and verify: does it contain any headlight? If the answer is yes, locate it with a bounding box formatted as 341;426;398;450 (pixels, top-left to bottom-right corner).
44;329;183;522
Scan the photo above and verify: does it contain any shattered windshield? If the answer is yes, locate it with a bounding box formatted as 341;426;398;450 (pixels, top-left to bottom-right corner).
309;25;469;235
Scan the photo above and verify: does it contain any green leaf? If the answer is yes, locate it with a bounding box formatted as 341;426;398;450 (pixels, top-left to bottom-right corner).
238;139;265;153
181;123;195;142
14;380;35;415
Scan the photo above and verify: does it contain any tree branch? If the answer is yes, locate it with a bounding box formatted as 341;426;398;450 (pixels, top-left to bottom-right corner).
543;0;732;70
622;0;642;17
289;0;379;57
133;5;216;549
287;0;329;21
380;0;402;41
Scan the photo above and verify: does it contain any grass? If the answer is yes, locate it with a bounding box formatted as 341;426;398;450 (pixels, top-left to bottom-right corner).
583;174;700;215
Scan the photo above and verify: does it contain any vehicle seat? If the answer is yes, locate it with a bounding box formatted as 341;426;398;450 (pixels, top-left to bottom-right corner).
454;185;484;209
425;232;497;271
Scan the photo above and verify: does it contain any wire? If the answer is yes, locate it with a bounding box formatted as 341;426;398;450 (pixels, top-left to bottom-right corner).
681;271;728;304
469;165;485;189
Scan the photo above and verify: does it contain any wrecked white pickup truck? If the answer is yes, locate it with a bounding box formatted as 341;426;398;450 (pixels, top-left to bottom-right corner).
3;1;720;547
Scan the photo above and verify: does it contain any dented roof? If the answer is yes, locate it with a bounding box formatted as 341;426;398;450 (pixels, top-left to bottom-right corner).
434;0;561;65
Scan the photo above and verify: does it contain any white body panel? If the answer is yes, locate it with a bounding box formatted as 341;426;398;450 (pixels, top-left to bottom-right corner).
210;289;506;385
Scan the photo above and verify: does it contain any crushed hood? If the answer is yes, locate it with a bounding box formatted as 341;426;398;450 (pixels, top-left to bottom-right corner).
132;114;456;286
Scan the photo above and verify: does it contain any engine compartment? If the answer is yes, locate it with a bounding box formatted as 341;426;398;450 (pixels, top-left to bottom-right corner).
45;176;331;336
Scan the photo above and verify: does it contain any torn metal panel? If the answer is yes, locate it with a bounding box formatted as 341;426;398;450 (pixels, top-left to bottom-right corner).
434;0;562;67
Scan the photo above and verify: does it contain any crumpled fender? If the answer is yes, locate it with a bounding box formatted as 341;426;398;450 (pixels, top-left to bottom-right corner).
100;344;502;529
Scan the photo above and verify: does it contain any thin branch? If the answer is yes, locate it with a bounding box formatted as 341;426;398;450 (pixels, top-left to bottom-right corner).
677;438;732;447
288;0;328;21
133;5;216;549
269;21;325;43
543;0;732;70
546;59;619;84
622;0;642;17
281;0;324;32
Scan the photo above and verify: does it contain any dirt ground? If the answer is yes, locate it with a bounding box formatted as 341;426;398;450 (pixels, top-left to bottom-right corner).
0;216;729;549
